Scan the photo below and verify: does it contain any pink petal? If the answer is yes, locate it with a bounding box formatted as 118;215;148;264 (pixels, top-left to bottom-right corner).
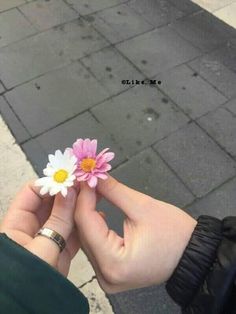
87;176;98;188
94;173;108;180
75;169;86;176
73;139;83;151
73;139;85;160
83;138;91;155
96;153;115;168
103;152;115;162
90;139;97;157
77;172;90;181
95;163;112;172
96;148;110;160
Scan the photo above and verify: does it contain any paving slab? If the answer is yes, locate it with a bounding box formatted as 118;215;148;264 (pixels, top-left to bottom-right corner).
92;86;189;157
23;111;126;176
65;0;127;15
168;0;201;14
108;284;180;314
154;122;236;197
0;17;109;89
0;115;36;221
87;3;153;44
0;96;30;143
80;279;114;314
112;147;194;208
0;0;25;12
225;97;236;114
21;139;48;176
116;26;201;77
0;32;67;88
96;196;126;236
0;8;36;48
208;39;236;73
170;10;234;53
198;106;236;158
80;46;145;96
0;82;4;94
41;18;109;62
19;0;78;31
188;53;236;99
5;63;109;136
186;176;236;218
68;250;95;287
157;64;227;119
128;0;184;27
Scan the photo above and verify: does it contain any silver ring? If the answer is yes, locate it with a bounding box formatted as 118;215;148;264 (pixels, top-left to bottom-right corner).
35;228;66;253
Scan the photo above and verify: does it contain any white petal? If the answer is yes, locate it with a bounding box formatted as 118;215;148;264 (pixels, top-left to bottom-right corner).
43;167;54;176
40;185;49;195
49;189;56;196
71;155;78;164
64;149;71;158
48;154;56;165
51;185;62;195
55;149;63;159
65;181;74;187
61;186;68;197
35;177;51;186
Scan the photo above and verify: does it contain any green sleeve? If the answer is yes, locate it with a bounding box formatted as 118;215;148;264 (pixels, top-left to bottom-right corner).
0;233;89;314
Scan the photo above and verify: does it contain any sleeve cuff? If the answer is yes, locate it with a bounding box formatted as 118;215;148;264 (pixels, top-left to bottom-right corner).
0;232;89;314
166;215;223;308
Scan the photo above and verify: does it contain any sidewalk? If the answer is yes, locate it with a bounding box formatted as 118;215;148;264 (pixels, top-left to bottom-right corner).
0;1;236;313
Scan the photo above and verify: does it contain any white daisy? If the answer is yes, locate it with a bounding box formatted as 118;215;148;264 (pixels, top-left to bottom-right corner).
35;149;77;197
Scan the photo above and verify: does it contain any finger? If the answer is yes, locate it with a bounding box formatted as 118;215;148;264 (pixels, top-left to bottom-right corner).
75;183;123;262
9;180;51;212
57;229;81;276
97;175;146;220
26;188;77;266
0;181;53;236
75;183;109;246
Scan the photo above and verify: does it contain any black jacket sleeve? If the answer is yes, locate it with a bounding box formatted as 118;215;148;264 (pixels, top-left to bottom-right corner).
166;215;236;314
0;233;89;314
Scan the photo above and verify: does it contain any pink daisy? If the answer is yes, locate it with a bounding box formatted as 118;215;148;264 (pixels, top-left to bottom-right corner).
68;138;115;188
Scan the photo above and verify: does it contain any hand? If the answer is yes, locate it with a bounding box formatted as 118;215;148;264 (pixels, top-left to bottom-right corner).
75;175;197;294
0;181;79;277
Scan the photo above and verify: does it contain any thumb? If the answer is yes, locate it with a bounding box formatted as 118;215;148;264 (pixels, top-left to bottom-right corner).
26;188;77;266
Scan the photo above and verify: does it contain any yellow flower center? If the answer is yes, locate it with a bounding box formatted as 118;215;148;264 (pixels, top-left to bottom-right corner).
53;169;68;183
80;158;96;172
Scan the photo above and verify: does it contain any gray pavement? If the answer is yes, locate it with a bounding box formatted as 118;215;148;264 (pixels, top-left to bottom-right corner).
0;0;236;313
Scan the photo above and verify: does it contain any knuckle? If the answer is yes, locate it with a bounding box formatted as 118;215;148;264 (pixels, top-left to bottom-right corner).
49;213;71;229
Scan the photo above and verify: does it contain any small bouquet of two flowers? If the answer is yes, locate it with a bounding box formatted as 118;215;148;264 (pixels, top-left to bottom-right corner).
35;138;115;197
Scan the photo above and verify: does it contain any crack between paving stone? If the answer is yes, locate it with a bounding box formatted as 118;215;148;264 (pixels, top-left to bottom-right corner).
184;174;236;209
151;72;236;165
1;94;31;142
187;63;233;100
77;275;96;289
